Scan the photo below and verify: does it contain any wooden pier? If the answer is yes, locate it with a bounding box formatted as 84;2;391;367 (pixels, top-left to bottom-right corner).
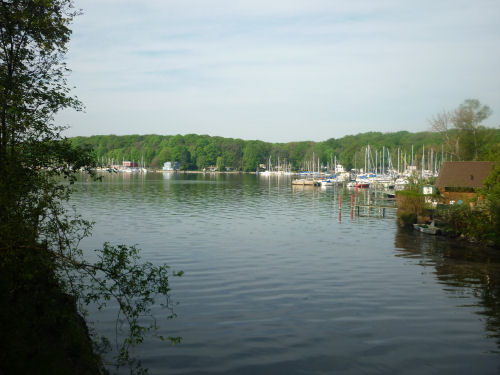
352;204;397;217
291;179;320;186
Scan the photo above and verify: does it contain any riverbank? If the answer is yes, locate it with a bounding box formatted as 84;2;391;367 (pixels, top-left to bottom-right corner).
396;189;500;248
0;247;107;375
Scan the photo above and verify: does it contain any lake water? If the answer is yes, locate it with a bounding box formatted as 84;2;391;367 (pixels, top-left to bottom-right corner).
71;173;500;374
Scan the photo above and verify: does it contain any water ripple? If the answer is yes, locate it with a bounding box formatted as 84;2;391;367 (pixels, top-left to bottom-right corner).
70;173;500;374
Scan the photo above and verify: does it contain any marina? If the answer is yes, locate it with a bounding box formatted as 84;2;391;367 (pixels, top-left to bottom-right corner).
4;2;499;373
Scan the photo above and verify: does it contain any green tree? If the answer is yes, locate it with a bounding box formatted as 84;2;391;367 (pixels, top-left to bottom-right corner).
219;139;243;169
216;155;225;171
0;1;180;373
242;141;267;171
170;144;191;170
454;99;492;160
482;163;500;245
430;99;493;161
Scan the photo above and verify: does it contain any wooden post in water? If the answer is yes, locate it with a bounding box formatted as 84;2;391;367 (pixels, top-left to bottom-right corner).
350;194;354;219
339;195;342;210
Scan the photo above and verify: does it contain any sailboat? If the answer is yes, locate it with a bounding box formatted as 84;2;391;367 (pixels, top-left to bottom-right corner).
140;155;148;173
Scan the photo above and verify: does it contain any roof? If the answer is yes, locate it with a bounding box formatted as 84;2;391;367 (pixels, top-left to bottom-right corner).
435;161;495;189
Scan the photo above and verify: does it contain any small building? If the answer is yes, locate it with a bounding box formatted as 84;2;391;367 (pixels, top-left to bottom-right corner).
162;161;180;171
123;161;138;168
435;161;494;203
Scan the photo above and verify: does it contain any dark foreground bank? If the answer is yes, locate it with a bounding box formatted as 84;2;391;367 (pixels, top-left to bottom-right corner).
0;247;106;375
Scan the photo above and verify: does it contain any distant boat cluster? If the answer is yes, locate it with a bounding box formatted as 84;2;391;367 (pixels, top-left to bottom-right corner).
284;145;442;191
288;165;426;190
289;165;438;190
91;144;443;190
96;160;148;174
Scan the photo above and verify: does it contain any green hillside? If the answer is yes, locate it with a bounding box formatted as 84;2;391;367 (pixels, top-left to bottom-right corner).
70;129;500;172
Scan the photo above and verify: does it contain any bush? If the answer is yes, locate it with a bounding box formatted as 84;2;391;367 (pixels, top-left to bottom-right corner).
438;203;497;244
396;190;427;227
396;190;426;215
480;163;500;245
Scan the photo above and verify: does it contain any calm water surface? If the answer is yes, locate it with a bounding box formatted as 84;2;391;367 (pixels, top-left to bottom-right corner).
71;173;500;374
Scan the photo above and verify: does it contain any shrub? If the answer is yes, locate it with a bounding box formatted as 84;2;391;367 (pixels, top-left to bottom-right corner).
396;190;427;227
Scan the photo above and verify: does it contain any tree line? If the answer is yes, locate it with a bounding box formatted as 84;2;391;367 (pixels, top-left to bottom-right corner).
71;120;500;172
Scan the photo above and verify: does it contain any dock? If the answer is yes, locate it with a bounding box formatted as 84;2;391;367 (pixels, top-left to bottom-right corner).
291;179;320;186
352;204;397;217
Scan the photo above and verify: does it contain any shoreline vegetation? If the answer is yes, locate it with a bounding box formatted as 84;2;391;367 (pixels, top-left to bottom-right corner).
396;163;500;248
70;129;500;173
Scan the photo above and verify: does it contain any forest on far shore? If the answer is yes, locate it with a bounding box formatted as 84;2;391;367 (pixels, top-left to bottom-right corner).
71;126;500;172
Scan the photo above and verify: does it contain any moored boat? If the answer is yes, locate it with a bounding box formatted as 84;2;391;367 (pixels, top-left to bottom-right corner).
355;181;370;188
413;223;440;235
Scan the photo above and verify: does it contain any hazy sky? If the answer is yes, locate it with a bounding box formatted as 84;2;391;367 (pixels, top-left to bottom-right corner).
59;0;500;142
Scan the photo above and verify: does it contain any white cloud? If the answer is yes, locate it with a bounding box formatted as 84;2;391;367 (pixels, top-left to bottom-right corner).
59;0;500;141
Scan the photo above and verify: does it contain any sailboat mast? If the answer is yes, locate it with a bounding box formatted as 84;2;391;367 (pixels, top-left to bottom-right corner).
397;148;400;175
382;146;385;175
421;145;425;180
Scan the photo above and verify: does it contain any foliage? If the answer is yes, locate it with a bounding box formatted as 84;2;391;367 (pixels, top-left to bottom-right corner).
396;190;426;215
481;163;500;245
1;1;181;373
430;99;494;161
395;176;439;227
53;237;184;372
70;127;500;172
395;190;426;226
437;203;496;244
454;99;492;160
242;140;268;171
433;163;500;246
1;0;88;248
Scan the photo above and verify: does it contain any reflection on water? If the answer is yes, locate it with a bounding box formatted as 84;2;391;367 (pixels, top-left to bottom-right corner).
71;173;500;374
395;229;500;349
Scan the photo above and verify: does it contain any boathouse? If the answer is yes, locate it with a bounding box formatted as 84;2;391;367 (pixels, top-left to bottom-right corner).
163;161;180;171
435;161;494;203
123;161;138;168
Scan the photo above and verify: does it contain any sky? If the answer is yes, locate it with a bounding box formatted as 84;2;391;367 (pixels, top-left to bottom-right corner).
59;0;500;143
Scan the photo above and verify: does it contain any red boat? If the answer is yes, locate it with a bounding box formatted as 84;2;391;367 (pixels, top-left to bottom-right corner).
355;182;370;188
